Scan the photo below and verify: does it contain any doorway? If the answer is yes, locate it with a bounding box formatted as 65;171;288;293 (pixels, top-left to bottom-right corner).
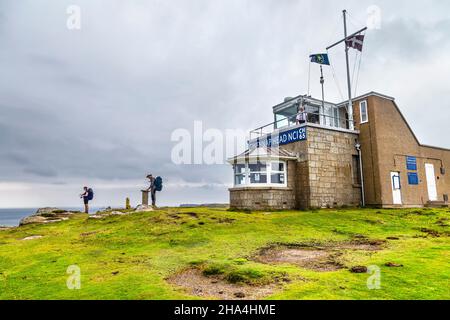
425;163;438;201
390;172;402;205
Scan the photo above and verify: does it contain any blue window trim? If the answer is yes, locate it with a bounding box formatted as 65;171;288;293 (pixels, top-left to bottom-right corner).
406;156;417;171
407;172;419;185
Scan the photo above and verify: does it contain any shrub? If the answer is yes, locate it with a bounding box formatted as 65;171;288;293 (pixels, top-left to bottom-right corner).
202;264;226;276
225;269;264;284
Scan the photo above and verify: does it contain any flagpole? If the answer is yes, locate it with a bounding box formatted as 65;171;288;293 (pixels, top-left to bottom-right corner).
343;10;354;130
320;65;325;121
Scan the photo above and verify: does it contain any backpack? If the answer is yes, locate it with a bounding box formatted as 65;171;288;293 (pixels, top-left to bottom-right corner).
154;176;163;192
87;188;94;200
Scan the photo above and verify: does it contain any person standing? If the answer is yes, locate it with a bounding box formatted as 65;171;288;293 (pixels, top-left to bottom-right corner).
80;186;94;213
296;106;307;125
146;174;156;207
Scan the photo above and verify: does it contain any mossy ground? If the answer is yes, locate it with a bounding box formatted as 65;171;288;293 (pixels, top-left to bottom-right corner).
0;207;449;300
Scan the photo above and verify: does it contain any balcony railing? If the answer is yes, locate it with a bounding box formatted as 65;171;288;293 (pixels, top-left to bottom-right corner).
249;112;356;141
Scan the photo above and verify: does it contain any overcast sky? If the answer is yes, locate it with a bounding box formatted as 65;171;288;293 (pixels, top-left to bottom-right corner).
1;0;449;208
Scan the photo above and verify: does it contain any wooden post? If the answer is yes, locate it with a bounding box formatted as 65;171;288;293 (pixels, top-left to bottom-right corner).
141;190;149;206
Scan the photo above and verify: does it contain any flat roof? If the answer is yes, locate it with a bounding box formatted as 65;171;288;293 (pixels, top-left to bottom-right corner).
272;91;396;111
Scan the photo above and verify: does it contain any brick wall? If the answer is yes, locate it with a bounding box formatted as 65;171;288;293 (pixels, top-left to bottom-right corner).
229;125;361;210
229;187;295;210
305;126;361;208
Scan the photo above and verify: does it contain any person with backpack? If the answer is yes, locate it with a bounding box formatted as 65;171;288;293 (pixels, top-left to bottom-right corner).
80;186;94;213
146;174;162;207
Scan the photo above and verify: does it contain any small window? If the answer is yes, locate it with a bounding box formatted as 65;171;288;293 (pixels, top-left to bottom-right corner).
408;172;419;185
360;100;368;124
406;156;417;171
392;175;401;190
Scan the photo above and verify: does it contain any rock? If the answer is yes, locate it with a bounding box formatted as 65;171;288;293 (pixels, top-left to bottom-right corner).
19;208;77;226
20;215;49;226
21;235;43;241
88;211;131;220
234;292;246;298
110;211;129;216
350;266;368;273
34;207;60;216
88;215;105;220
385;262;403;267
135;205;154;212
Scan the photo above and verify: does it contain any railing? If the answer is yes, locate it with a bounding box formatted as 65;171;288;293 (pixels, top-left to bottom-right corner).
249;112;356;141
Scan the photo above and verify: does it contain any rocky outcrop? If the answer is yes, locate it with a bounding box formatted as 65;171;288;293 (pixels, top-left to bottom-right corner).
21;235;43;241
89;211;133;220
135;204;154;212
19;208;81;226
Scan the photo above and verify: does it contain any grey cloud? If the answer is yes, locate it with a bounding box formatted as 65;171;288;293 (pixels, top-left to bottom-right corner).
0;0;449;207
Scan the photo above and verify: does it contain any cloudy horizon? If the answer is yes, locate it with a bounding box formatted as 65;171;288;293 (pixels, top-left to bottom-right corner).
1;0;450;208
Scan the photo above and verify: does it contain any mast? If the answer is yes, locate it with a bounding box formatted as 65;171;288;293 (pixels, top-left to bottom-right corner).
320;65;325;122
326;11;367;130
343;10;354;130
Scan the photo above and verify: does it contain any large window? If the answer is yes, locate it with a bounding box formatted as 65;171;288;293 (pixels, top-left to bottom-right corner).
360;100;368;124
233;160;287;187
249;161;268;184
234;163;246;185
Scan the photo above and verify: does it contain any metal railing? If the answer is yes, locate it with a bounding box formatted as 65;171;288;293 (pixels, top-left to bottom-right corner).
249;112;356;141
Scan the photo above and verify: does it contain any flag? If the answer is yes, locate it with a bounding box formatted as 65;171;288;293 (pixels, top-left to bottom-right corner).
309;53;330;65
346;34;365;51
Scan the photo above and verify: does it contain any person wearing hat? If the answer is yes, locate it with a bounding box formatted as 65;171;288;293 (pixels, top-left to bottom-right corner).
146;174;156;207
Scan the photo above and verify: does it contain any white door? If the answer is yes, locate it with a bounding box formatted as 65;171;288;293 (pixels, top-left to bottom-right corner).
425;163;438;201
391;172;402;205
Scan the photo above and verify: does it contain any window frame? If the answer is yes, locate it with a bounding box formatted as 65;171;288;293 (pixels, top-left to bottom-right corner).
233;160;288;187
407;172;419;185
359;100;369;124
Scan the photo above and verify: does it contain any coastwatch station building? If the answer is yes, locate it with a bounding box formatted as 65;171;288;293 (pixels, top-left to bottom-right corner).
228;92;450;210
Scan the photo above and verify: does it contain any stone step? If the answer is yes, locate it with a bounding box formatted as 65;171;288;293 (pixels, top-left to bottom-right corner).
425;201;449;208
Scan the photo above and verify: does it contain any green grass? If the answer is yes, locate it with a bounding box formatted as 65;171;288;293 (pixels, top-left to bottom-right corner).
0;207;449;300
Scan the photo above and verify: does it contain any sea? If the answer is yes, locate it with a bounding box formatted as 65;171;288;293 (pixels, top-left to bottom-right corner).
0;207;104;227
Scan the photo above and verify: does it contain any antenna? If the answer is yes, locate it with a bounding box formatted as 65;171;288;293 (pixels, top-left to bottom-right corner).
326;10;367;130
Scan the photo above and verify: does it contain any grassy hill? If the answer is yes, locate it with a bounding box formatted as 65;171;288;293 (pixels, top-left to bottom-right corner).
0;207;449;300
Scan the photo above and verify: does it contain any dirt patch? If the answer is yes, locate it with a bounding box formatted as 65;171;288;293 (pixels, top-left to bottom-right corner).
420;228;442;237
253;240;383;272
254;246;343;271
80;231;98;237
217;218;235;224
349;266;367;273
167;268;282;300
385;262;403;268
180;212;199;219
